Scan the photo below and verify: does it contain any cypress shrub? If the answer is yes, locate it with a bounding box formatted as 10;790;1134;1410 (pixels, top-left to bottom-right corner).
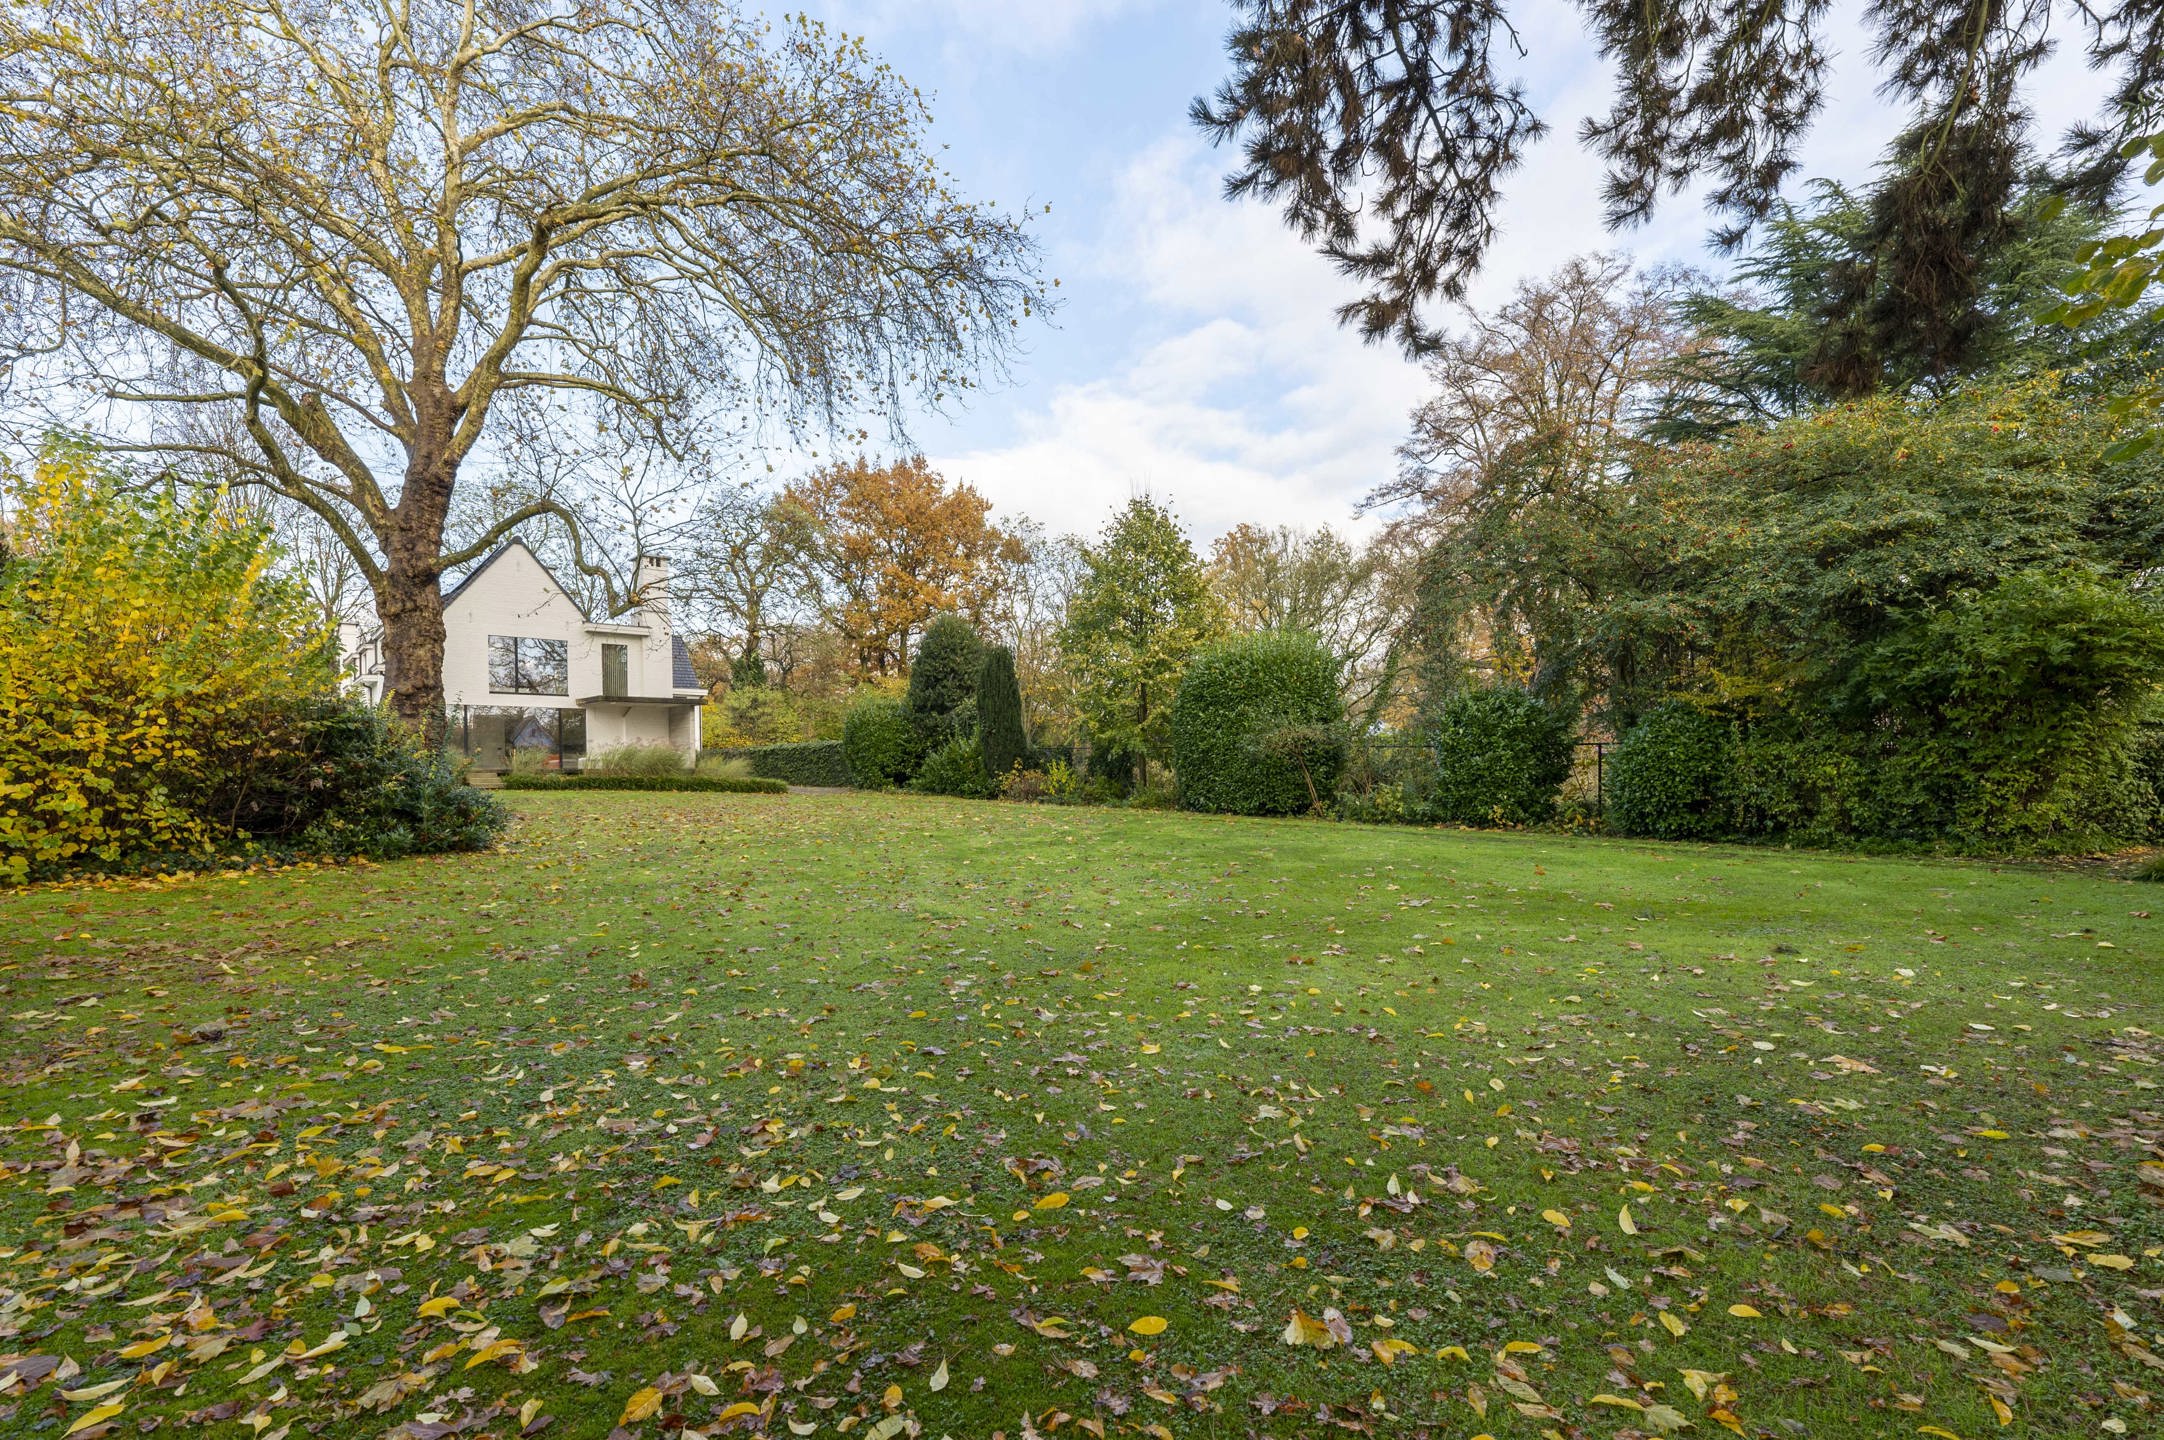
1171;631;1345;816
977;645;1027;781
843;694;923;788
1606;704;1734;840
907;615;983;721
729;649;767;688
1427;688;1576;825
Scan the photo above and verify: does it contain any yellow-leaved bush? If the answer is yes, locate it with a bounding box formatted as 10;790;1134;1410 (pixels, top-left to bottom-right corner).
0;442;334;881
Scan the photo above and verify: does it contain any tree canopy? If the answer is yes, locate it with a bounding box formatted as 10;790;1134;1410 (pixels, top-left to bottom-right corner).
1060;497;1223;783
1196;1;2162;352
0;0;1042;735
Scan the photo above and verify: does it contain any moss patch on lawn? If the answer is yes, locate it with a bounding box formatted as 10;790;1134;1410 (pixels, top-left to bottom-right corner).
1;792;2159;1439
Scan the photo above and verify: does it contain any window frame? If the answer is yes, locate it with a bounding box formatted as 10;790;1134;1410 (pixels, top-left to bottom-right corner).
486;634;571;696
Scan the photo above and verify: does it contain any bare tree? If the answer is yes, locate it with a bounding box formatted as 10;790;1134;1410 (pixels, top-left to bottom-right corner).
1374;254;1694;700
981;518;1086;742
681;483;815;680
1376;255;1692;526
1207;522;1416;718
0;0;1041;739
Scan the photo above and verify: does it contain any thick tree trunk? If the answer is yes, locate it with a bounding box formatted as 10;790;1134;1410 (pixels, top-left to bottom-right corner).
378;552;448;747
376;443;458;749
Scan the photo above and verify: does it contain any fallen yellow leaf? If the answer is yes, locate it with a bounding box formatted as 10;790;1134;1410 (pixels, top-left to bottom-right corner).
65;1403;124;1437
1128;1315;1168;1335
464;1338;521;1370
620;1387;663;1425
1728;1303;1763;1318
1035;1191;1070;1210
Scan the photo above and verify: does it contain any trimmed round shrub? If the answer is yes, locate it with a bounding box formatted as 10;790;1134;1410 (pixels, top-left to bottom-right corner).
843;694;923;788
1606;704;1733;839
977;645;1027;780
907;614;983;720
1172;631;1345;815
909;734;997;798
1427;688;1576;825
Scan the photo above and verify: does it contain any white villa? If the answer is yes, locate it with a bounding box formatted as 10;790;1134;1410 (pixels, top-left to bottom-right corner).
340;542;705;772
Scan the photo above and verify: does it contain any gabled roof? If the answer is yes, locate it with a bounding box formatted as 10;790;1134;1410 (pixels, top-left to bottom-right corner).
442;540;585;615
439;530;610;614
672;635;699;689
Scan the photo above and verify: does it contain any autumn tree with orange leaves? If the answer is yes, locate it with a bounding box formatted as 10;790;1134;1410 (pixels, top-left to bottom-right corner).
785;456;1026;677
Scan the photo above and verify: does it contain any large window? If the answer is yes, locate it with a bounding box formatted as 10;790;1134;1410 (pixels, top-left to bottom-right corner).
455;706;587;772
487;635;569;695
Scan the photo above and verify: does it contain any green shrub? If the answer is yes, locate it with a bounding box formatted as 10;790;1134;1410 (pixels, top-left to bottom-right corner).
1334;782;1411;826
843;694;923;787
584;742;689;777
977;645;1027;779
229;698;507;859
908;614;983;720
1427;688;1576;825
1084;735;1143;795
1171;631;1345;816
1832;572;2164;845
0;443;503;879
720;740;850;787
919;696;977;750
1606;705;1734;840
1125;775;1180;810
908;734;997;798
501;772;785;794
693;755;754;780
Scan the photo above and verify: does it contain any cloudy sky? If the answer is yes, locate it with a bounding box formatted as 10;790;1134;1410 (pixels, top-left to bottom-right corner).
816;1;2105;545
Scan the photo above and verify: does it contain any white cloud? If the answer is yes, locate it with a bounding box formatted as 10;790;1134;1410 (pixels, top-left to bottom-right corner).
934;135;1431;544
926;2;2118;547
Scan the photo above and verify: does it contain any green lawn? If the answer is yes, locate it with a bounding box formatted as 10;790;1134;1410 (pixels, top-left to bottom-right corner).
2;793;2160;1440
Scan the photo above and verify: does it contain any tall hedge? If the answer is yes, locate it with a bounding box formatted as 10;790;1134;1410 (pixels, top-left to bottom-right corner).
1606;704;1733;840
843;694;922;788
721;740;850;788
1427;687;1576;825
907;615;983;723
977;645;1027;780
1172;631;1345;815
